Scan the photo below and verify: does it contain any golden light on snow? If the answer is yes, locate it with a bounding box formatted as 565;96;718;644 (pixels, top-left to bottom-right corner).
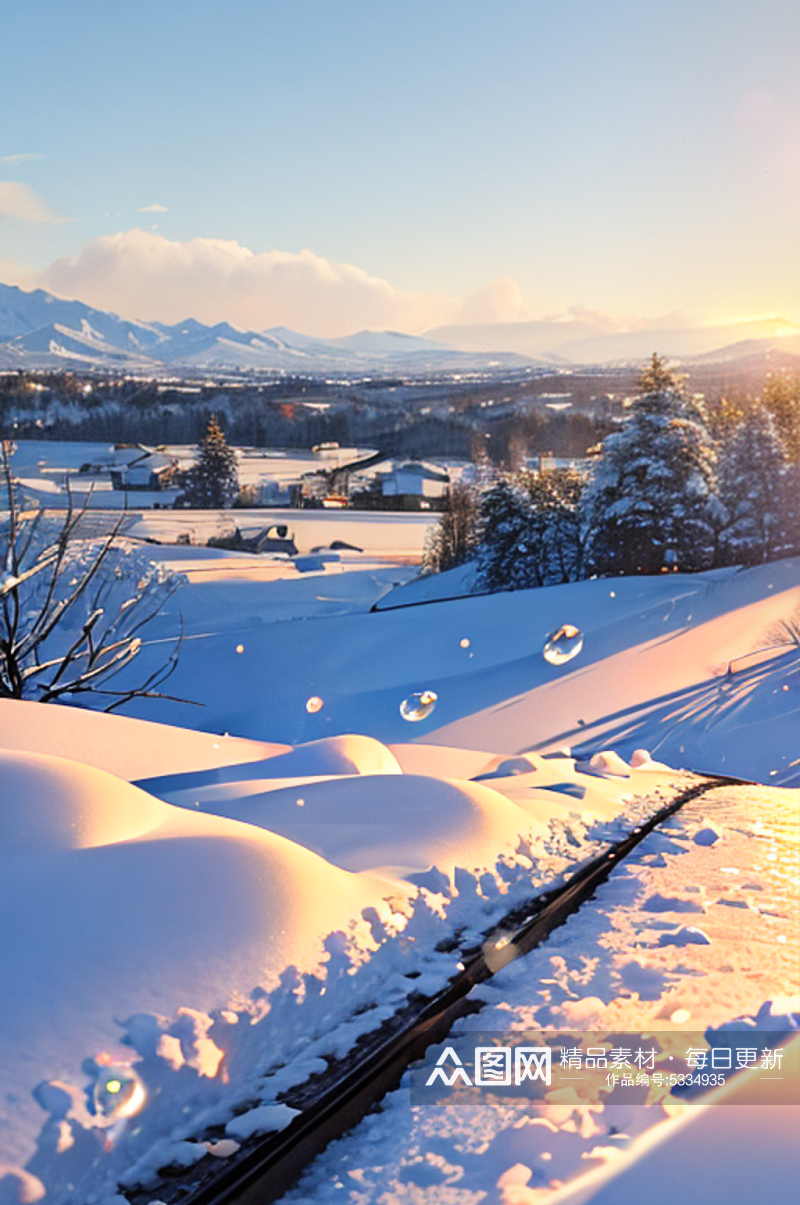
305;696;324;714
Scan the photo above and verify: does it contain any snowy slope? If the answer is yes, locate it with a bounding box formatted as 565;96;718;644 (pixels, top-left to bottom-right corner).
0;713;678;1202
1;542;797;1202
114;557;800;785
283;782;800;1205
0;283;535;373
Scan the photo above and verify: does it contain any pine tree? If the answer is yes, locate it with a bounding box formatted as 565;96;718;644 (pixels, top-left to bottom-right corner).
637;351;685;395
718;407;790;565
512;469;585;587
474;476;532;591
781;464;800;559
582;355;717;575
182;415;239;508
421;483;480;575
762;370;800;464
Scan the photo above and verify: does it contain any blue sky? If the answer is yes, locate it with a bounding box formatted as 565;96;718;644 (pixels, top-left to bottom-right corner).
1;0;798;335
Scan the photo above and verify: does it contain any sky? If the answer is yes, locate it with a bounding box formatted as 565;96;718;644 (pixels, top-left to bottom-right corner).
1;0;798;338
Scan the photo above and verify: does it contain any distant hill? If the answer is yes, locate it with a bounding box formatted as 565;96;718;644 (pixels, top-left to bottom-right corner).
0;283;535;375
1;282;797;376
424;316;800;365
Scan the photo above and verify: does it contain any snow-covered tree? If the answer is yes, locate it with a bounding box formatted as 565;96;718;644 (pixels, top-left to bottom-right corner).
182;415;239;508
718;407;789;565
781;464;800;559
421;483;480;575
1;443;184;707
474;476;532;591
582;355;717;575
473;469;585;591
637;351;685;395
510;469;585;587
762;370;800;464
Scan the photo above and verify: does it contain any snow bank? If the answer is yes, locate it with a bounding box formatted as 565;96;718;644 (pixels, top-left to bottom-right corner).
0;706;683;1203
0;750;396;1179
148;769;547;881
0;698;288;781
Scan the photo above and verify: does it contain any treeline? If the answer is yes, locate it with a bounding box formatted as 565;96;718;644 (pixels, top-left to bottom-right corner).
0;374;611;464
423;357;800;581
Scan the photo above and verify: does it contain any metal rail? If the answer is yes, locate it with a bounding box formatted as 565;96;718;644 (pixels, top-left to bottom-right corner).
150;774;744;1205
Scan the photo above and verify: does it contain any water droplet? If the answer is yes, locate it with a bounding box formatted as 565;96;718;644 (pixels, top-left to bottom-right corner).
93;1063;146;1122
306;696;324;714
460;638;470;648
543;623;584;665
609;591;616;598
782;685;789;692
400;690;438;721
296;798;305;807
235;644;244;654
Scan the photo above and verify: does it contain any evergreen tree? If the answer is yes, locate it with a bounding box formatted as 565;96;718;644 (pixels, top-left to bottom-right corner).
511;469;585;587
182;415;239;508
474;469;585;591
582;354;717;575
781;464;800;559
637;351;685;395
474;476;532;591
762;370;800;464
421;483;480;575
718;408;791;564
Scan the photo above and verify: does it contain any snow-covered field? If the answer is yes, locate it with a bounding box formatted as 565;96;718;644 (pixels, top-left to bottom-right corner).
0;535;797;1204
114;551;799;785
284;782;800;1205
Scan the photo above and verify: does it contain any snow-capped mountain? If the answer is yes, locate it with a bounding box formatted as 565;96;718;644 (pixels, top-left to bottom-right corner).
2;283;797;374
0;284;534;375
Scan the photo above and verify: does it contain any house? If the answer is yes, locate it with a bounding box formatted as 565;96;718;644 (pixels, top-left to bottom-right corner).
378;460;450;501
109;450;180;492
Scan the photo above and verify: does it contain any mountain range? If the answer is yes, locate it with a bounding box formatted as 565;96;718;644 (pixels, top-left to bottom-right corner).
0;282;797;376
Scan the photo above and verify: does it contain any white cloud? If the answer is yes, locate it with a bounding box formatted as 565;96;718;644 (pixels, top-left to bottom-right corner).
0;153;45;166
0;181;62;225
454;278;531;324
38;229;456;336
136;203;169;213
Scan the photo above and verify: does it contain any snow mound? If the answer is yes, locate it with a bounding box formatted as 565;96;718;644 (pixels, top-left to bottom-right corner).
576;750;631;778
629;748;672;771
225;733;403;778
387;743;502;780
0;698;288;781
153;772;544;880
0;750;167;853
657;925;712;947
693;823;722;845
0;749;396;1173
